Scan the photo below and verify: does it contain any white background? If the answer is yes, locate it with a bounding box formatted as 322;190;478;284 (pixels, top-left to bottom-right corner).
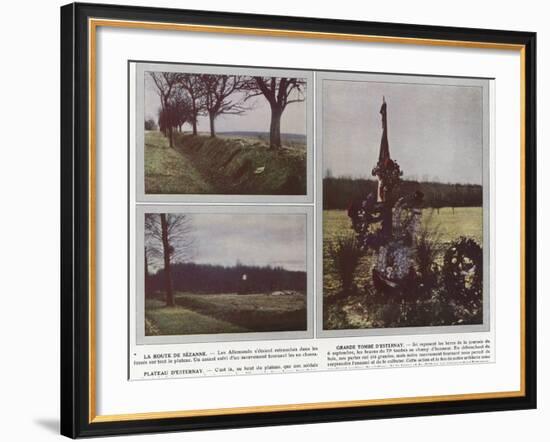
0;0;546;440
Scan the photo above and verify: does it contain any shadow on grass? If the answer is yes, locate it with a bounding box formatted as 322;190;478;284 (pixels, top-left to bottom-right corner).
174;294;307;333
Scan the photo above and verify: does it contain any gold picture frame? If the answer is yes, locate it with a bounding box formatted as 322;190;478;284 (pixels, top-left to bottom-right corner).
61;2;536;437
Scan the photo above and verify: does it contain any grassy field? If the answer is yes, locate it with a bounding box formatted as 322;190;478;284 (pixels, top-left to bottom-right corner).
144;131;211;194
145;292;307;336
323;207;483;329
145;299;247;335
324;207;482;248
144;131;306;195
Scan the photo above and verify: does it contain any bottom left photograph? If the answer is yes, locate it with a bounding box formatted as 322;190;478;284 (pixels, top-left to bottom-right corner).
135;207;313;343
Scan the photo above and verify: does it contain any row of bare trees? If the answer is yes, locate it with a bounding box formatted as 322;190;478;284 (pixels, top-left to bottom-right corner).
148;72;306;149
145;213;194;306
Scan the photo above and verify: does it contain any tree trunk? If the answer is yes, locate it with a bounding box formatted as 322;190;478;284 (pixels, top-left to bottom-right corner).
209;112;216;137
144;247;149;277
144;247;150;297
160;214;174;307
191;102;198;135
269;106;283;148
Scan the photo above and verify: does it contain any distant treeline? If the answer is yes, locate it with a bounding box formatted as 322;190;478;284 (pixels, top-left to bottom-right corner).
218;131;306;146
146;262;306;296
323;177;482;210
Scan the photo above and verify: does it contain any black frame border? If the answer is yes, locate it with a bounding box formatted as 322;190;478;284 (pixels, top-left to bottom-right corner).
60;2;537;438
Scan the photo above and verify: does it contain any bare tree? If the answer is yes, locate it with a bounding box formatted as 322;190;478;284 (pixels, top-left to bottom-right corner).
144;246;152;296
149;72;180;147
149;72;179;110
157;105;176;146
144;213;194;306
245;77;306;148
156;89;193;147
177;73;205;136
199;74;248;137
172;89;194;133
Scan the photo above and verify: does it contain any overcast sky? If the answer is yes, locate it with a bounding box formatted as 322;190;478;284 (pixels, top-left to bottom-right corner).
145;72;307;135
323;79;484;184
184;213;307;272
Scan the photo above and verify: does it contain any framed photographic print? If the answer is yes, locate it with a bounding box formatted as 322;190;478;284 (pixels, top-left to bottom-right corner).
60;2;537;438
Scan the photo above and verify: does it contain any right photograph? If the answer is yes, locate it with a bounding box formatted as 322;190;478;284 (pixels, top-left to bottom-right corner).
319;73;490;333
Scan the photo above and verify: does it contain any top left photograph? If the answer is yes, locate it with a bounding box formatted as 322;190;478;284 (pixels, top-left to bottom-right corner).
131;62;313;203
